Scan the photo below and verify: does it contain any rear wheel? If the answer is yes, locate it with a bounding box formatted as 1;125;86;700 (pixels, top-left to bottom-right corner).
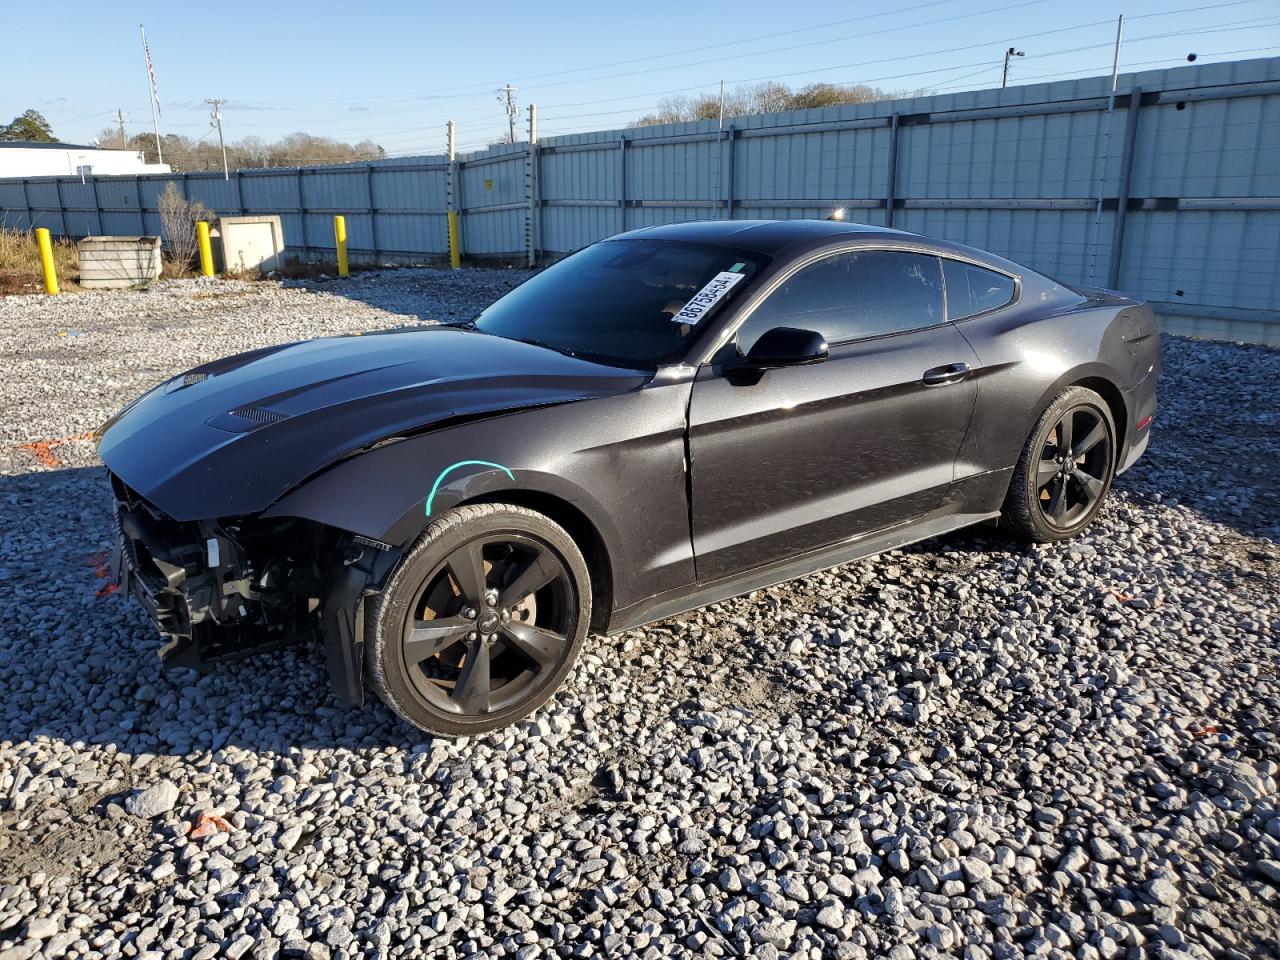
1001;386;1116;543
366;503;590;737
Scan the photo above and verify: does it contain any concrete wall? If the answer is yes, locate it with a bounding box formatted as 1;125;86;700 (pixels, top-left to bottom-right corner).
2;56;1278;342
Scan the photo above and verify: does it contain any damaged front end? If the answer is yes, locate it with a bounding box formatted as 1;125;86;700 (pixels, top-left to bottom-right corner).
109;473;396;704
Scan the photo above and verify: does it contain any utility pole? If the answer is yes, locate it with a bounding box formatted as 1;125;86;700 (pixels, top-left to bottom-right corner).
497;84;519;144
206;98;229;180
116;109;128;148
718;80;725;130
1086;14;1125;285
1001;47;1025;88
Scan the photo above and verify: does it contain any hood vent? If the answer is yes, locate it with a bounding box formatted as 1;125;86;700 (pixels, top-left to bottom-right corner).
229;405;288;425
183;372;209;386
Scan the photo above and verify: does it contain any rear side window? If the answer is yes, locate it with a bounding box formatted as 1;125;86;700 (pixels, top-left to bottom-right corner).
737;250;946;350
943;260;1016;320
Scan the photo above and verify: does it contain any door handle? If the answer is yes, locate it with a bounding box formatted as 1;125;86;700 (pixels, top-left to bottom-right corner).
922;362;971;386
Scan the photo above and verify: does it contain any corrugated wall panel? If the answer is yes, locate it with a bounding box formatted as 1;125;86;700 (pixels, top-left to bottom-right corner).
1121;209;1280;310
628;140;719;202
540;146;617;202
463;209;525;255
2;57;1276;338
540;204;618;253
178;175;241;216
461;157;524;209
1133;94;1280;197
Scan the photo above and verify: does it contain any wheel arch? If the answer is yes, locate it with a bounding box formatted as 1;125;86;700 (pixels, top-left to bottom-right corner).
992;365;1128;509
459;488;615;633
1069;374;1128;454
1020;364;1128;455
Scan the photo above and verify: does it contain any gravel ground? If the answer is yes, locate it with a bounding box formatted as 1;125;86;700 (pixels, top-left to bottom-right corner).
0;272;1277;960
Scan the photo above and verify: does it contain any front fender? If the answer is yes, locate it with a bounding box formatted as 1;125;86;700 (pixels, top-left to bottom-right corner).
262;382;696;613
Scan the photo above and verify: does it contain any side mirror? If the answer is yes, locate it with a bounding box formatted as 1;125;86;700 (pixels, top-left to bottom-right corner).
740;327;829;369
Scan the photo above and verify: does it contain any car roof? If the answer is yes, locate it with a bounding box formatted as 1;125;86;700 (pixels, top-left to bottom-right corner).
614;218;1030;277
615;218;920;255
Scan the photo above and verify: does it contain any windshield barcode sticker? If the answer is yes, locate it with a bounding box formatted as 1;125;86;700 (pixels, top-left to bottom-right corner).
671;271;747;324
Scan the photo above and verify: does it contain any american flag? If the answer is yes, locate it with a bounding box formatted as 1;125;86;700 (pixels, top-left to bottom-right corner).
142;27;161;118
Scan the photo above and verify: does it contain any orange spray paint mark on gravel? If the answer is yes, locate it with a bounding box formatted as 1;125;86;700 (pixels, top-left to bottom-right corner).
17;430;94;468
188;812;233;839
88;549;110;579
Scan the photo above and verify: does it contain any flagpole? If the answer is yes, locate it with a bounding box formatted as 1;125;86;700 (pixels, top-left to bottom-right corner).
140;24;163;164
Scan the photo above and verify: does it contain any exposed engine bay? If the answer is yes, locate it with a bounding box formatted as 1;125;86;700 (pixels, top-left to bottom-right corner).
109;473;394;702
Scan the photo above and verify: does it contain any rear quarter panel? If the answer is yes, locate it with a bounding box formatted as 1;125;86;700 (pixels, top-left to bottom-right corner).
954;296;1156;497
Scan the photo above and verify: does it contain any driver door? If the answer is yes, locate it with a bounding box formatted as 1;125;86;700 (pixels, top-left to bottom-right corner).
688;249;978;582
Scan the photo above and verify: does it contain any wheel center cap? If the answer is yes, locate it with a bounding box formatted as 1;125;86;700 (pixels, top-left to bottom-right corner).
477;610;501;634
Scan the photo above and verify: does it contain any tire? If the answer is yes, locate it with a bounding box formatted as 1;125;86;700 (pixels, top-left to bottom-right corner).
1001;386;1117;543
366;503;591;737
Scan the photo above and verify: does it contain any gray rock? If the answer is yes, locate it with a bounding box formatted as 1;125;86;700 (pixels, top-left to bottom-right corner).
1255;860;1280;884
23;916;57;940
1146;878;1181;906
1090;837;1121;863
816;904;845;929
961;857;992;884
126;780;179;818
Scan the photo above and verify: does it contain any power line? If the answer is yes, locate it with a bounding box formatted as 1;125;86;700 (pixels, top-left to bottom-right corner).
525;0;1274;117
535;11;1280;125
368;42;1280;156
137;0;1270;147
186;0;1055;111
62;0;1280;150
196;0;973;110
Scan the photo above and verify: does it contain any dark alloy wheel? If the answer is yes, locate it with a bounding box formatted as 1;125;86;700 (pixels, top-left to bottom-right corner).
367;504;591;736
1002;386;1117;543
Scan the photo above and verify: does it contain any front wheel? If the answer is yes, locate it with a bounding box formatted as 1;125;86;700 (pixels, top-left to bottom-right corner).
1001;386;1117;543
366;503;591;737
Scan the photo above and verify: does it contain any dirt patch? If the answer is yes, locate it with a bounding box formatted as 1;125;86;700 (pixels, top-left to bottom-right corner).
0;767;147;889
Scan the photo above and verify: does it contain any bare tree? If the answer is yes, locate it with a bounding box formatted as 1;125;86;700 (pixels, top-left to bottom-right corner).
115;131;385;172
156;183;214;272
632;81;902;126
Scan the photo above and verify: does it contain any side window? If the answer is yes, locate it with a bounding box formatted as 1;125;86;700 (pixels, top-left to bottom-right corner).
943;260;1016;320
736;251;945;352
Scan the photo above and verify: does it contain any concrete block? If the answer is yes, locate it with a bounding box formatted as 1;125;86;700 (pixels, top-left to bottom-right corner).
77;236;162;288
214;215;285;274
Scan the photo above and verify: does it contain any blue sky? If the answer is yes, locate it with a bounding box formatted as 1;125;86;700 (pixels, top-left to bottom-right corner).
3;0;1278;154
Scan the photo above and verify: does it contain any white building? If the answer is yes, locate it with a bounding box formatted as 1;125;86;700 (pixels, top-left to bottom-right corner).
0;141;171;178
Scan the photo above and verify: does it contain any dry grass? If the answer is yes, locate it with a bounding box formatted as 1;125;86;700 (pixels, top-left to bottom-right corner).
161;260;195;280
0;226;79;295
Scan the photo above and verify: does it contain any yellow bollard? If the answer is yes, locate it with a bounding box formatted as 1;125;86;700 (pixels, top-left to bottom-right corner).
334;215;349;277
447;210;461;270
196;221;215;277
36;228;59;295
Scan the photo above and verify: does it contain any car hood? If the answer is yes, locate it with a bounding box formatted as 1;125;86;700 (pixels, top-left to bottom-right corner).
98;326;647;520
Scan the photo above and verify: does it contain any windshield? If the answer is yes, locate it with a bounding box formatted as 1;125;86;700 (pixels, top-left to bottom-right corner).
473;239;767;368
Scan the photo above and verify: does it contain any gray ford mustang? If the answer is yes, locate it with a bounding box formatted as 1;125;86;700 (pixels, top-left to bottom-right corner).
98;219;1158;735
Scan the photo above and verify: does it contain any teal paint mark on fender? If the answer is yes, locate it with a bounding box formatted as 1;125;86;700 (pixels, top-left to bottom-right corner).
425;460;515;516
